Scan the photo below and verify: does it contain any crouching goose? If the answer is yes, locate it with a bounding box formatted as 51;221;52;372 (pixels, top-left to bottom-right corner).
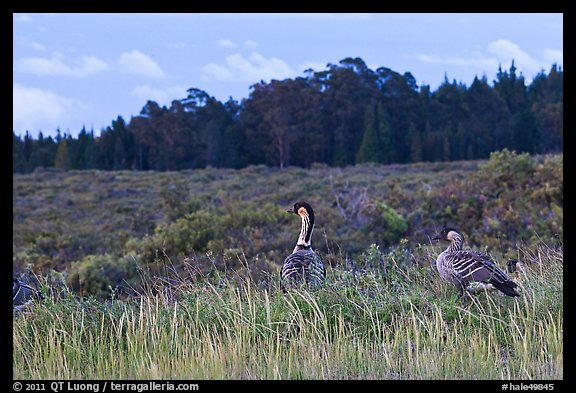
13;278;44;313
432;227;520;297
280;201;326;292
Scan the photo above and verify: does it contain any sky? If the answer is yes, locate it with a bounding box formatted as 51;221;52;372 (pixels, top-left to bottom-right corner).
13;13;563;138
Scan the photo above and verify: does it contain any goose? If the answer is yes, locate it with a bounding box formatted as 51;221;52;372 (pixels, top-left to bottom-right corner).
431;227;520;297
506;259;527;281
13;278;44;313
280;201;326;292
506;259;525;274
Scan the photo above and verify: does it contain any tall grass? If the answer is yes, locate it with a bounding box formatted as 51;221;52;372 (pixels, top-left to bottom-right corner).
13;241;562;380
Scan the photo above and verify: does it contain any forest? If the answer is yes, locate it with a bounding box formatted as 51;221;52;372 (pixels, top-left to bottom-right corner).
13;57;563;172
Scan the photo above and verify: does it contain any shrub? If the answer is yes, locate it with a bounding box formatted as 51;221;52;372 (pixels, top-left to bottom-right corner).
360;202;408;246
66;253;141;298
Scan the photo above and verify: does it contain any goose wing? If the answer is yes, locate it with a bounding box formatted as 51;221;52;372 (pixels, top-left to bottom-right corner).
13;279;42;309
447;250;512;284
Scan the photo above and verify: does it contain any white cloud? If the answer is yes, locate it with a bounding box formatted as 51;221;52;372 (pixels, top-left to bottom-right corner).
202;52;295;82
218;39;238;48
243;40;259;49
13;14;32;23
168;42;189;49
218;39;259;49
416;39;563;78
299;61;328;72
131;85;187;105
118;50;166;79
416;54;442;64
15;37;46;51
417;53;499;70
13;84;89;134
15;54;109;77
543;48;563;65
487;39;542;74
236;13;372;21
201;63;233;81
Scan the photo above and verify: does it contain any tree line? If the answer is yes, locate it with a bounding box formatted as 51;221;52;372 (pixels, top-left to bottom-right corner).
13;57;563;173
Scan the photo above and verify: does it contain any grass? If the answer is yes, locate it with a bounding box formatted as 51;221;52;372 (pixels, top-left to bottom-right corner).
13;241;562;380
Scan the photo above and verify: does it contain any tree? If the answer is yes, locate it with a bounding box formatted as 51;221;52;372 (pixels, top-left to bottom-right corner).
322;58;380;166
54;136;70;169
356;101;394;164
494;60;528;115
407;123;423;163
12;56;563;173
13;132;26;173
528;64;563;152
511;110;540;154
376;102;394;164
356;103;382;164
470;76;510;150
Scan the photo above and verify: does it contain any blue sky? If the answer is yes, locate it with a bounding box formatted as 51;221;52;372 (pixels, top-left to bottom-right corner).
13;13;563;138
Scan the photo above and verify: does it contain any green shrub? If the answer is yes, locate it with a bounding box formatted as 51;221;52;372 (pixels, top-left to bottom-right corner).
66;253;141;298
476;148;533;191
359;202;408;246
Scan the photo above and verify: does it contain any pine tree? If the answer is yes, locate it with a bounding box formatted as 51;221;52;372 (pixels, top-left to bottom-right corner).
407;123;423;163
376;102;394;164
54;137;69;169
356;103;382;163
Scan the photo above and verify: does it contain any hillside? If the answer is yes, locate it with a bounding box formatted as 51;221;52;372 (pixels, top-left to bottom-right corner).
12;149;563;379
13;149;562;298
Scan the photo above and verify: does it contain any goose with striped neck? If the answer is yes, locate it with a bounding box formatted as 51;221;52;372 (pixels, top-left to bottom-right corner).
280;201;326;292
432;227;520;298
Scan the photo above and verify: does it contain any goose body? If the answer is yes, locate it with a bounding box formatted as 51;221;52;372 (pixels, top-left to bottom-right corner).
280;202;326;292
432;228;520;297
13;278;44;313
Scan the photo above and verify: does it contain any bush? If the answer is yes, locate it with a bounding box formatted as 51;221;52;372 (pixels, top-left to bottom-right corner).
66;253;141;298
360;202;408;246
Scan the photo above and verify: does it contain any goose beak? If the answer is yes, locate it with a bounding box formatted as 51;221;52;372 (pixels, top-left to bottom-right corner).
432;234;442;241
287;207;295;213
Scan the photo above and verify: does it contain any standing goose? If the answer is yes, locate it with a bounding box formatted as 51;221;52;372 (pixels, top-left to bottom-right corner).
13;278;44;313
432;227;520;297
280;201;326;292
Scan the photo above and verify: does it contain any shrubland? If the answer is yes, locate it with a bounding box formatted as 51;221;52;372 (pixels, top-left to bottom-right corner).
12;149;563;379
13;149;562;298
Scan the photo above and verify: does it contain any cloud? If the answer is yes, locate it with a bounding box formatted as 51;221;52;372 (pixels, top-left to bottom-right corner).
15;54;109;77
416;53;498;69
543;48;563;65
242;40;258;49
218;39;259;49
15;37;46;51
236;13;372;21
486;39;542;74
118;50;166;79
13;14;32;23
218;39;238;48
131;85;187;105
416;39;563;77
415;54;442;65
13;84;89;134
299;61;328;72
168;42;189;49
202;52;295;82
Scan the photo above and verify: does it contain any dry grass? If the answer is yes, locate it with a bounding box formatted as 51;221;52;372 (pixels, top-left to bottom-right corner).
13;241;562;380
